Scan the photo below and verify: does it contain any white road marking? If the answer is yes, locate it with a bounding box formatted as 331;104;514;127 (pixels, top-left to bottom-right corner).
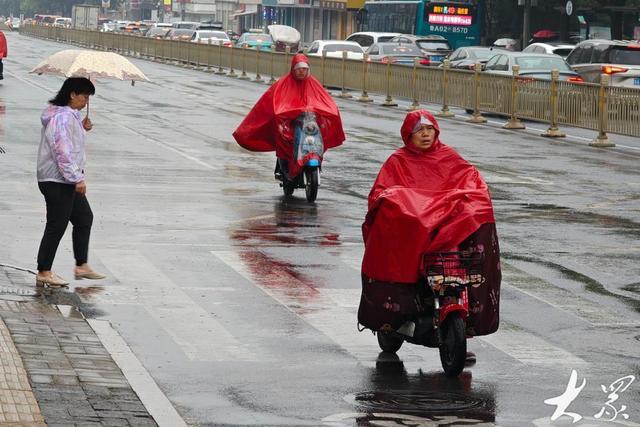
97;249;255;362
211;250;427;364
88;319;188;427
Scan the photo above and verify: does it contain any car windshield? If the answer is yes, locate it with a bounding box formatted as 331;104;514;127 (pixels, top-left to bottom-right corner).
197;31;227;39
607;47;640;65
381;44;422;55
246;34;272;42
324;44;363;53
416;41;451;51
515;56;571;71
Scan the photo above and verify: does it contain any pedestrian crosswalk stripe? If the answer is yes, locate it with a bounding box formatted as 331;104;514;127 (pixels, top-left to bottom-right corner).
98;249;255;362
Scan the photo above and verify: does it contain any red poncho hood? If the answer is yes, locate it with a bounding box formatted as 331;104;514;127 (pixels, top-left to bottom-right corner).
362;111;496;283
232;54;345;154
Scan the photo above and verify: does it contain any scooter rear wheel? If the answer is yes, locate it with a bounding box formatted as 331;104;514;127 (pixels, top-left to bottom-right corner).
282;178;295;196
377;331;403;353
439;313;466;377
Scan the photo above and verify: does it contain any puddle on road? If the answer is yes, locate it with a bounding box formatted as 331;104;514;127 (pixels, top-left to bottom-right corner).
325;354;496;426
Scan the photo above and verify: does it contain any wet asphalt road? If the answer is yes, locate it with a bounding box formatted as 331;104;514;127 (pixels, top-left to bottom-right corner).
1;31;639;426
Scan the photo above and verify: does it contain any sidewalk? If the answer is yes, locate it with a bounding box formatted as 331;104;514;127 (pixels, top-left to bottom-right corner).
0;265;157;426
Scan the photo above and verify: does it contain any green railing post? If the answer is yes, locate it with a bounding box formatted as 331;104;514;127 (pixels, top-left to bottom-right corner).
216;40;226;74
408;57;420;111
255;47;263;82
239;44;250;80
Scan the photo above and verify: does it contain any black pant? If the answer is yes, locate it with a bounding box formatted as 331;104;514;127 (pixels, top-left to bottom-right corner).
37;182;93;271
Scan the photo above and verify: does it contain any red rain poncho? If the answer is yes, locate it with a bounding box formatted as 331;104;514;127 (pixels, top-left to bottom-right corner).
362;110;496;283
232;54;344;176
0;31;7;58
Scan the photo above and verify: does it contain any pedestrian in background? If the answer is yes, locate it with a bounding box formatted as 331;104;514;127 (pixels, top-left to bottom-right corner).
35;77;106;287
0;30;7;80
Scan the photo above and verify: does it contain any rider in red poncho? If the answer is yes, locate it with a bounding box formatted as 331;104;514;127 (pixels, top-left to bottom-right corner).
359;110;501;338
232;53;345;178
0;31;7;80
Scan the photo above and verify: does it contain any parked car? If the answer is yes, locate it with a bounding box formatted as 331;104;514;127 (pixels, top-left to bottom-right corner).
484;52;583;82
387;34;451;66
236;31;274;50
191;30;232;46
146;27;170;39
366;42;427;66
565;39;640;87
492;38;520;51
306;40;364;60
445;46;497;70
53;17;72;28
5;17;20;30
523;42;575;59
167;28;196;41
345;32;401;49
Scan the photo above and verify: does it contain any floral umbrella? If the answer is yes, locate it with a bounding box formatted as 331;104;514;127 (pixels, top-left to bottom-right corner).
30;49;149;116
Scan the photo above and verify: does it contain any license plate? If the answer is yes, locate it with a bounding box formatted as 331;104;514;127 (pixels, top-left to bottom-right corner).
431;55;444;62
634;78;640;86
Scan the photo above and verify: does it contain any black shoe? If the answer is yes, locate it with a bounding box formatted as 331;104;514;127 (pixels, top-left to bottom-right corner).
465;351;476;367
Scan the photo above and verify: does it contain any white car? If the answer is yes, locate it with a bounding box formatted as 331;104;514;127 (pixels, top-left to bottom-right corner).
6;17;20;30
190;30;232;46
306;40;365;60
345;32;401;49
523;42;575;59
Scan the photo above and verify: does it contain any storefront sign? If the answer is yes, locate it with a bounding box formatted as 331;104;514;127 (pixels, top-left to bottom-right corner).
320;1;345;9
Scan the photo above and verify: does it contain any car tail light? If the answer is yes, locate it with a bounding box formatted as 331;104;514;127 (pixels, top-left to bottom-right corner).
381;57;388;63
468;63;475;70
627;44;640;49
602;65;628;74
568;76;584;83
224;41;232;47
420;58;430;66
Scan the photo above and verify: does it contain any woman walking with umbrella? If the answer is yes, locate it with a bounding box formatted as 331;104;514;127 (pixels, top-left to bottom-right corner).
35;77;106;287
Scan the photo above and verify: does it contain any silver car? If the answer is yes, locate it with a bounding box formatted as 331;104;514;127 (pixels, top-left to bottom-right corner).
565;39;640;87
484;52;583;82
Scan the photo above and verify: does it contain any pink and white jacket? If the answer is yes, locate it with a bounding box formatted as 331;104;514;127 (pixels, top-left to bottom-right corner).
37;105;86;184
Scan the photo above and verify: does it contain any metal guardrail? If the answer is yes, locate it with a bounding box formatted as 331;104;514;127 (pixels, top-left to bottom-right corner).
21;24;640;143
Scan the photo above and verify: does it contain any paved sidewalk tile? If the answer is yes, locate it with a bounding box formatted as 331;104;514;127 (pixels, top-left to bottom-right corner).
0;266;158;426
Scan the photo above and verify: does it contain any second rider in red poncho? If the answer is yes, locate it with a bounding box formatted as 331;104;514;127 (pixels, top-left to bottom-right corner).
233;53;345;193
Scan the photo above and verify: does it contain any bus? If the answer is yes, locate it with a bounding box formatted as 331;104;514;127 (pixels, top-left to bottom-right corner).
362;0;481;49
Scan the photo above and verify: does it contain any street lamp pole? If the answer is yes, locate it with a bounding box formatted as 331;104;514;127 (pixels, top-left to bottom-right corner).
522;0;531;49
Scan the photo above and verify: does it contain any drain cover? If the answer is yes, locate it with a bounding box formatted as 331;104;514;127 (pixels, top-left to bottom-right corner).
346;391;484;414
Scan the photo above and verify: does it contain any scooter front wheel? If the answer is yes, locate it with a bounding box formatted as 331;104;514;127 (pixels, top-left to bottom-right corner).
439;313;466;377
377;331;403;353
304;167;319;203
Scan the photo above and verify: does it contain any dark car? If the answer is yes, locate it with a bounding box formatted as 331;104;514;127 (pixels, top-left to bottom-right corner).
388;34;452;66
446;46;497;70
565;39;640;87
366;42;427;66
